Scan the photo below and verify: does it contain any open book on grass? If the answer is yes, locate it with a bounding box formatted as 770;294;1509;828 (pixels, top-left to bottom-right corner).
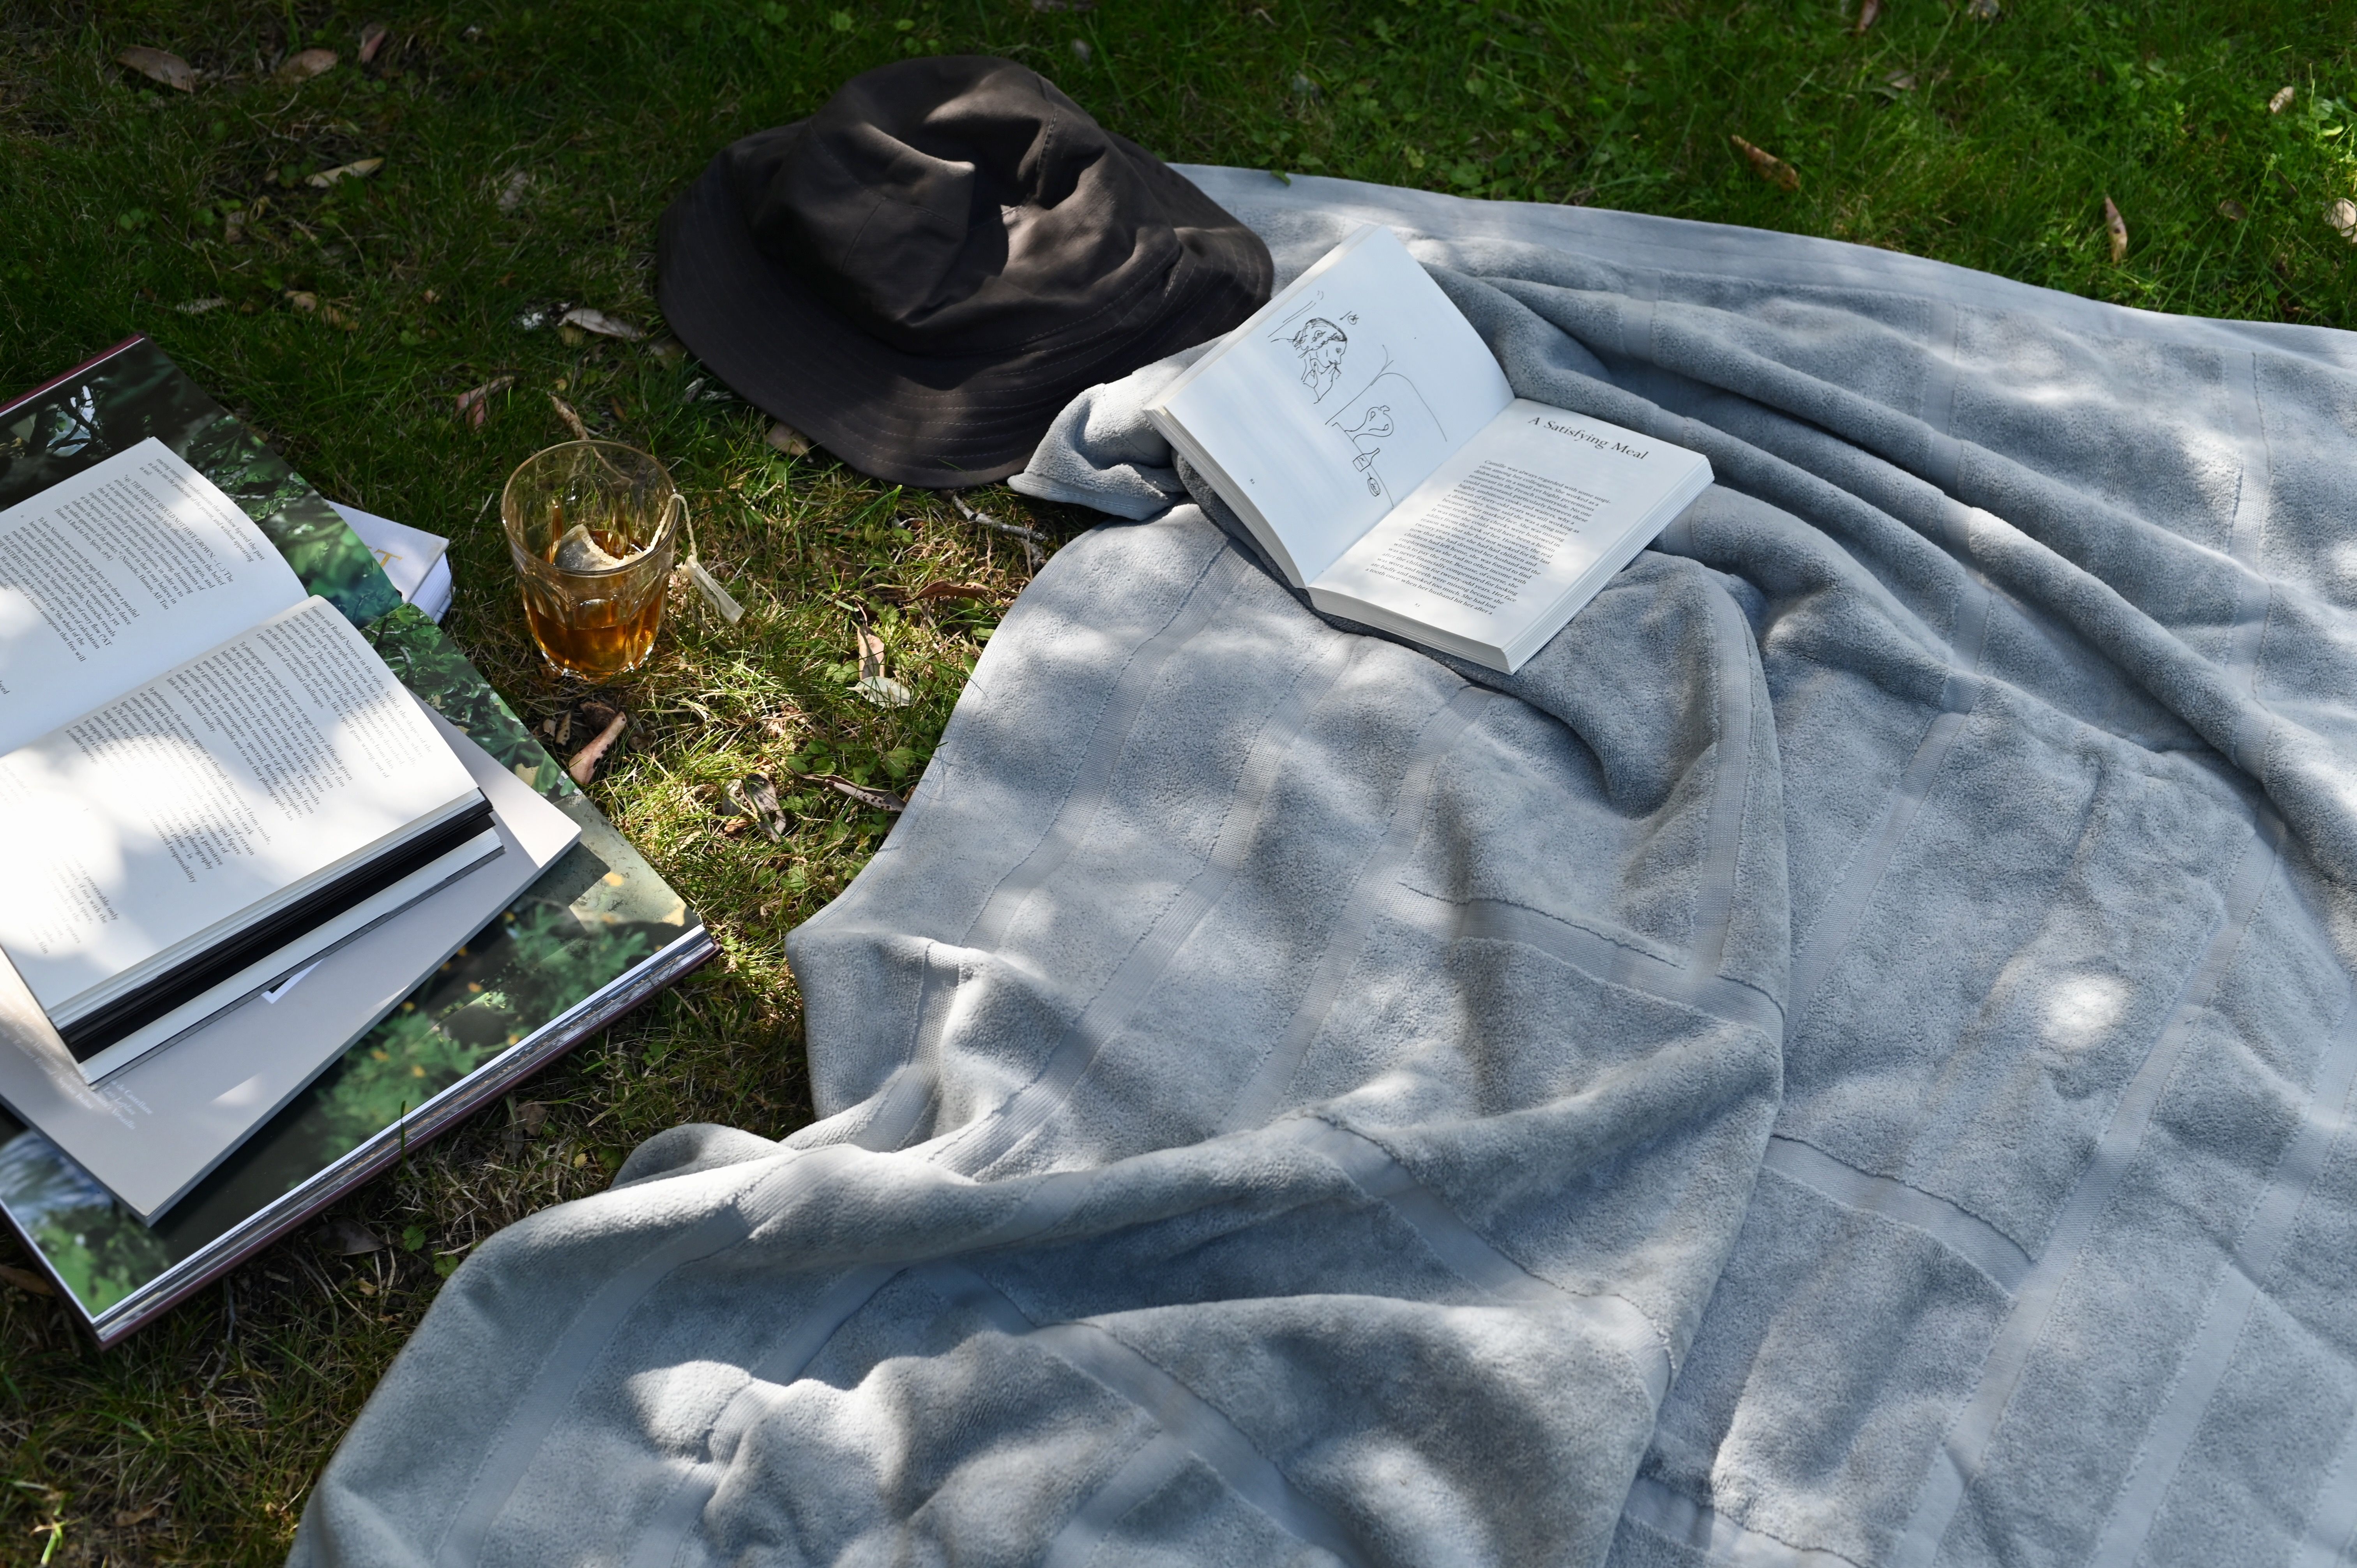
0;707;577;1222
0;334;713;1345
0;439;495;1080
1147;224;1713;672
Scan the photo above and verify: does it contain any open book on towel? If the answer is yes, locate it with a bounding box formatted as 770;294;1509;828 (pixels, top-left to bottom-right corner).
0;438;496;1081
1147;224;1712;672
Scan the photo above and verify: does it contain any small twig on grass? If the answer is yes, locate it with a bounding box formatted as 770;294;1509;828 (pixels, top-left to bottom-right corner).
549;392;591;440
950;492;1043;570
948;491;1043;542
568;708;630;786
793;771;906;813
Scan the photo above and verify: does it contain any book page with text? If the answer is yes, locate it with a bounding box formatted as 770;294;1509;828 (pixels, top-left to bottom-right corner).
0;437;309;755
0;596;478;1013
1154;225;1514;584
1311;401;1710;653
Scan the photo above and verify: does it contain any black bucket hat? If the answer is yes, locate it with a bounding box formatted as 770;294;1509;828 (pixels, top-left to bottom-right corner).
657;56;1272;489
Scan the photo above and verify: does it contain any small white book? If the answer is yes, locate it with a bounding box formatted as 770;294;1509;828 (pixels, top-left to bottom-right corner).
1146;224;1713;673
0;439;492;1079
330;500;453;622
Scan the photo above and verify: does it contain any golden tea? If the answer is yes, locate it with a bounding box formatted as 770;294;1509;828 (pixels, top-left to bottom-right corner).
500;443;680;682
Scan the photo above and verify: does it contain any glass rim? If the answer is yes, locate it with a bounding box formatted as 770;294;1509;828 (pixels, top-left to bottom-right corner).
500;438;682;579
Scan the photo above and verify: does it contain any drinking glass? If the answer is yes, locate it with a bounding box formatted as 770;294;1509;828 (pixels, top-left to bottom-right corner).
500;441;680;681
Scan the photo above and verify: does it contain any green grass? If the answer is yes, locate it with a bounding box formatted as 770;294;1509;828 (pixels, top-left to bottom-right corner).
3;0;2357;1558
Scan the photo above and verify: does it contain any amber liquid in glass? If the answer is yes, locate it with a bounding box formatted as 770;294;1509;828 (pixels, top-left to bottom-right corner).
521;524;663;680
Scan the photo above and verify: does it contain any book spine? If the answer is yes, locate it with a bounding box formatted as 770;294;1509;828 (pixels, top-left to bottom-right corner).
57;799;498;1060
0;335;147;424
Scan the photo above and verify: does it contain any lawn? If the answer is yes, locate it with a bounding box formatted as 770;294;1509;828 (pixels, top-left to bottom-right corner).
3;0;2357;1559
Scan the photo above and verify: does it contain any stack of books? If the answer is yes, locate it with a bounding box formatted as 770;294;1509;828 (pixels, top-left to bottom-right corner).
0;338;713;1344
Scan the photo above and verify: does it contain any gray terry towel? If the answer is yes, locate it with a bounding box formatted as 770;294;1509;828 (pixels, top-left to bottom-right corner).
292;170;2357;1568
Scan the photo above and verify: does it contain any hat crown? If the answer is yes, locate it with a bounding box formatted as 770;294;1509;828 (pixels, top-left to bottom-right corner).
729;58;1179;357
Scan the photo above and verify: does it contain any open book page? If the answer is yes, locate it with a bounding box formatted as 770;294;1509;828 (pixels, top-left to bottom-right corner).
0;596;479;1015
0;713;579;1219
1309;401;1714;668
1150;224;1514;584
0;438;309;755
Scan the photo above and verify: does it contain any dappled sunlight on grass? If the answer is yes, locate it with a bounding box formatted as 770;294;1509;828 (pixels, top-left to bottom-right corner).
3;0;2356;1556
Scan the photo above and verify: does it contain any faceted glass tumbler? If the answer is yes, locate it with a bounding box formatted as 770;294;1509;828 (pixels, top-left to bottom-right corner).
499;440;681;682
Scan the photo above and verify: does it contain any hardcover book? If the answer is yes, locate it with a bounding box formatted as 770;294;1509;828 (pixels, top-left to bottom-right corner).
0;337;714;1343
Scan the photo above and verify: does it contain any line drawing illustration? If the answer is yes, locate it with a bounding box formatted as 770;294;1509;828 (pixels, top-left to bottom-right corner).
1325;348;1445;502
1269;291;1360;404
1262;299;1446;503
1290;318;1350;401
1341;405;1394;471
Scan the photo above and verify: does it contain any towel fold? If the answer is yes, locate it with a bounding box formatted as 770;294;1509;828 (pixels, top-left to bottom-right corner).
293;170;2357;1568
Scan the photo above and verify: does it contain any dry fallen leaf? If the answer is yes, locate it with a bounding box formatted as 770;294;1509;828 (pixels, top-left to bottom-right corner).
177;297;227;314
2219;198;2249;221
517;1101;549;1135
766;420;813;457
549;392;592;441
314;1216;385;1255
321;304;358;331
728;774;790;842
307;157;384;188
0;1263;54;1297
568;708;630;787
1730;135;1800;192
2270;85;2296;115
496;169;531;212
2329;199;2357;244
2103;195;2129;263
286;290;318;313
456;374;515;429
852;625;913;708
117;46;194;92
1853;0;1880;34
113;1504;163;1529
358;22;390;64
276;47;338;83
560;306;647;341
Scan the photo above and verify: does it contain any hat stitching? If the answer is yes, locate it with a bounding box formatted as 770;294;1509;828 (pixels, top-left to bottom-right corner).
801;131;954;285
